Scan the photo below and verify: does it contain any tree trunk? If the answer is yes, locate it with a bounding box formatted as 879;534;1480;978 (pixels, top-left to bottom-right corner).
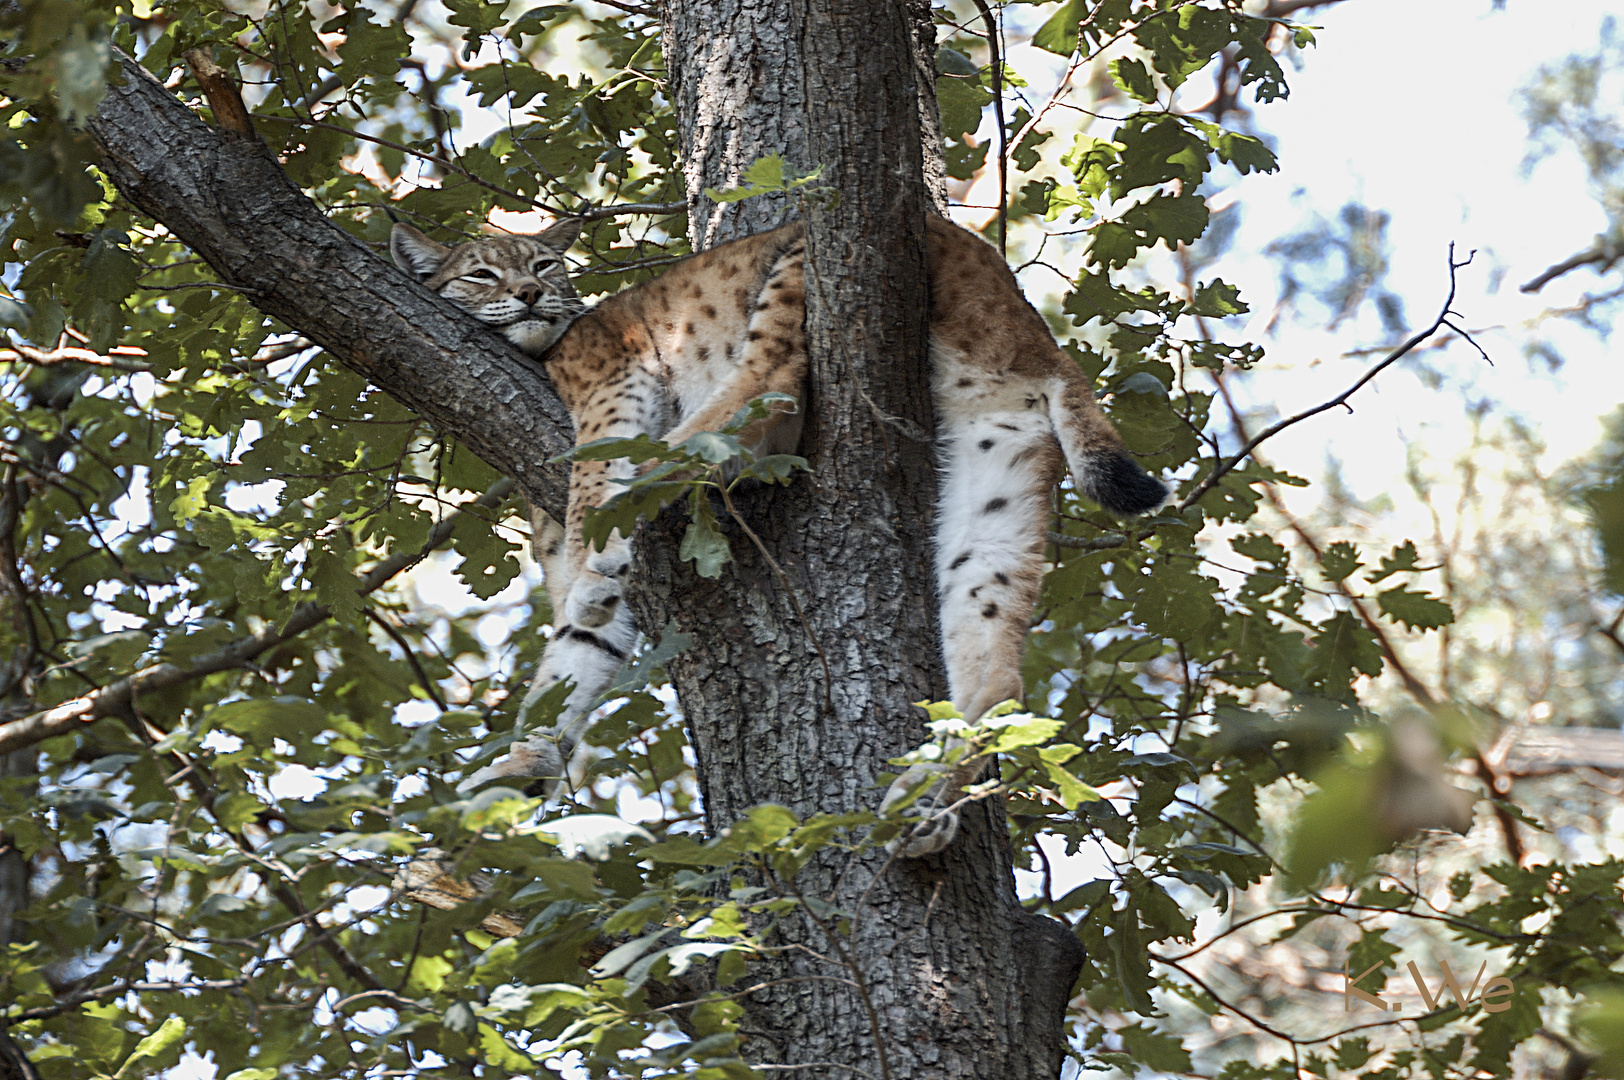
650;3;1083;1076
664;0;947;247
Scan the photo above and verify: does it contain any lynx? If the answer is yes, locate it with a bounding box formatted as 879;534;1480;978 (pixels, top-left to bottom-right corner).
390;214;1166;856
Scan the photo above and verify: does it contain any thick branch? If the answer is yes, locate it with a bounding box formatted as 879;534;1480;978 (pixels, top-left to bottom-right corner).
85;51;573;517
0;480;512;756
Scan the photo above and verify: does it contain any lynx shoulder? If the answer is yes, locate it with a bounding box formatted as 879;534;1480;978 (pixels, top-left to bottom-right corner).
391;213;1165;857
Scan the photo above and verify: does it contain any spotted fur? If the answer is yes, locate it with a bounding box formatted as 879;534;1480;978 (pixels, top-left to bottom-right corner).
392;214;1166;854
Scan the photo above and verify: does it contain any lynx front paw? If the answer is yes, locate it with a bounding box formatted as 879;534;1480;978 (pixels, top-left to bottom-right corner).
456;737;566;796
565;547;632;629
564;572;623;629
879;766;961;858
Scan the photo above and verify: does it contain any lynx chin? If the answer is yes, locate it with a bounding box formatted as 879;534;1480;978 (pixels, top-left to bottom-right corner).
391;213;1166;857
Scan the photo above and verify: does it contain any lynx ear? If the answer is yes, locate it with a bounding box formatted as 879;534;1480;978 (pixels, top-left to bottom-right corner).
537;216;583;253
390;223;452;282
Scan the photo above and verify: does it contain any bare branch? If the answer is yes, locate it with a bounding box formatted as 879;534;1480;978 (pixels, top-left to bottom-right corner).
1045;531;1126;551
11;977;251;1022
1179;245;1484;511
0;335;151;373
365;608;448;710
1520;239;1620;294
577;200;687;221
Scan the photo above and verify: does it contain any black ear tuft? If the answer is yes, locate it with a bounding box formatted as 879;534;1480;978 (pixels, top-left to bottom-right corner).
537;216;583;253
1083;449;1168;515
390;223;451;282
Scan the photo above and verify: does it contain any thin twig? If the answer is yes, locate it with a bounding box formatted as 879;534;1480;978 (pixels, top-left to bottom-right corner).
1179;245;1485;511
364;608;447;709
9;977;251;1022
970;0;1007;256
767;866;893;1080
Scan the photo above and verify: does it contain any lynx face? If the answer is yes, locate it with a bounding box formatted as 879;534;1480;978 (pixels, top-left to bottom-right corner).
390;218;587;355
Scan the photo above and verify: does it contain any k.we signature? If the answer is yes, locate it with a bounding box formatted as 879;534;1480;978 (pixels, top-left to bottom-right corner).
1344;959;1517;1014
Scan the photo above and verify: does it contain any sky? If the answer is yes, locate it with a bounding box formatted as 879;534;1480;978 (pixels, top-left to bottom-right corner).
1208;0;1622;495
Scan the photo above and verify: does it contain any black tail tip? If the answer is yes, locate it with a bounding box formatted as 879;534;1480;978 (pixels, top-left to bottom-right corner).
1084;449;1168;515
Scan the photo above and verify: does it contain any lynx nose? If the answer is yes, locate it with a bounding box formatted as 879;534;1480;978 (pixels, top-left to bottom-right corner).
515;282;542;306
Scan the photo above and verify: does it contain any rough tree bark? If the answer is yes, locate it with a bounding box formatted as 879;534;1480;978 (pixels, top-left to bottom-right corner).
666;0;947;245
78;6;1084;1074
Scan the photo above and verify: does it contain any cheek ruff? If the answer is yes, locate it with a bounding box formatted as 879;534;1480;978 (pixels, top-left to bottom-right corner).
505;319;565;355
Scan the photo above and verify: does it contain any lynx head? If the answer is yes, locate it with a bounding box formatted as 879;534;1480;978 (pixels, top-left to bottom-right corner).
390;218;586;356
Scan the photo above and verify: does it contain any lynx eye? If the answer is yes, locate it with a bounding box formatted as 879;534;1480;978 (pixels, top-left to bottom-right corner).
531;259;556;273
463;268;500;283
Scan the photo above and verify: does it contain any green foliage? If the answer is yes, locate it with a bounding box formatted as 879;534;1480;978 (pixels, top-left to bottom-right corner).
0;2;1611;1080
703;156;829;205
1582;412;1624;595
1582;991;1624;1078
566;393;810;577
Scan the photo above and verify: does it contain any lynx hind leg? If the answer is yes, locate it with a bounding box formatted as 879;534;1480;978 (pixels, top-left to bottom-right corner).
883;409;1063;857
1047;371;1167;515
935;410;1063;721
